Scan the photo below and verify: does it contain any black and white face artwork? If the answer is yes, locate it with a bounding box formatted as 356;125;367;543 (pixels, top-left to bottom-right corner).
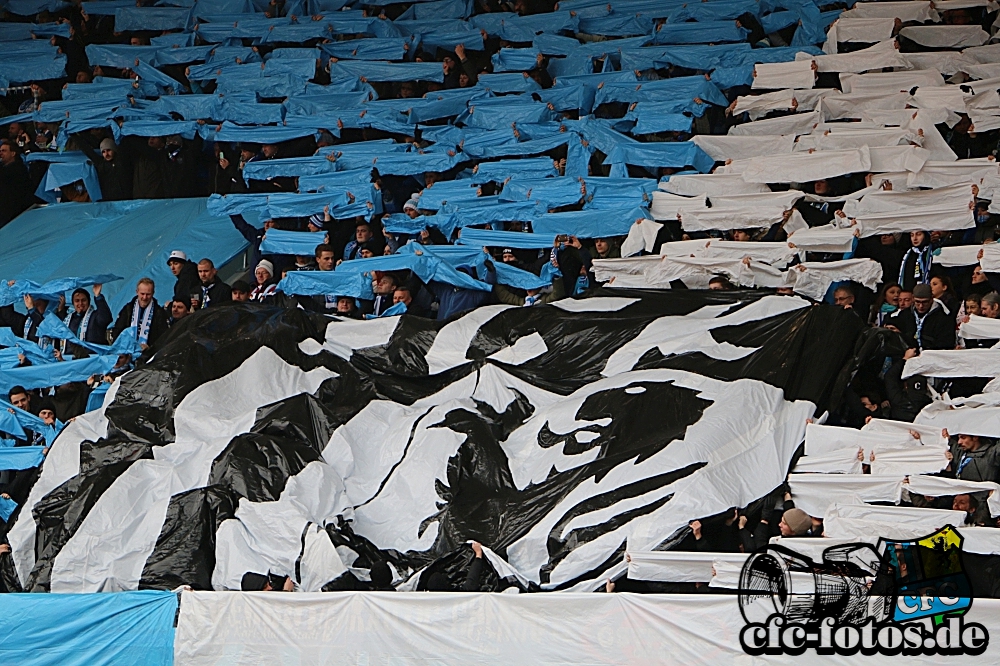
7;291;865;594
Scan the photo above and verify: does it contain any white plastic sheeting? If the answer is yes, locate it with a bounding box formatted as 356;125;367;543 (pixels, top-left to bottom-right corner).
619;218;661;257
728;108;823;136
625;550;747;583
741;147;871;183
8;378;121;585
172;590;1000;665
803;40;911;73
48;348;339;593
903;349;1000;378
843;183;974;216
659;239;798;267
752;60;816;90
659;173;770;197
899;25;990;48
780;259;883;301
853;204;974;237
690;134;795;160
840;69;945;95
905;475;1000;516
679;206;786;232
959;314;1000;340
787;473;903;517
824;18;897;53
823;502;968;540
981;243;1000;272
787;225;857;253
840;2;937;22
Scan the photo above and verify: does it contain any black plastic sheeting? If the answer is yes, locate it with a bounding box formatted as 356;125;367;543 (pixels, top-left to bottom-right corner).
11;293;895;593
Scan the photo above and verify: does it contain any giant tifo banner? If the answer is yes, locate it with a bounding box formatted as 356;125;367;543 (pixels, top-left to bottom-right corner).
5;291;860;593
2;292;998;663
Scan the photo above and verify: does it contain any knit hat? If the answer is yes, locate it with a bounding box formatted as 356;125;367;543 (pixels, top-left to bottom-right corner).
100;138;116;152
256;259;274;276
912;284;933;299
403;198;419;212
307;213;324;230
782;508;812;536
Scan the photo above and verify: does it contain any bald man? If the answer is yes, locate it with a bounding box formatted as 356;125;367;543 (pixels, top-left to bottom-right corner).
192;258;232;310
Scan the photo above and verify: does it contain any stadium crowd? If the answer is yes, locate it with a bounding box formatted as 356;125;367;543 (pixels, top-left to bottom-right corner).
3;0;1000;592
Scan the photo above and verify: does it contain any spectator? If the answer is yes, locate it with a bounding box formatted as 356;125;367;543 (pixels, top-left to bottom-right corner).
192;259;232;309
55;284;112;346
336;296;360;319
929;275;959;315
0;140;32;228
898;231;933;291
371;273;399;316
84;138;133;201
708;276;735;291
167;251;200;306
250;260;278;301
871;283;901;326
112;277;169;350
231;280;251;303
945;432;1000;483
369;561;395;591
169;300;190;326
884;284;955;352
344;223;375;261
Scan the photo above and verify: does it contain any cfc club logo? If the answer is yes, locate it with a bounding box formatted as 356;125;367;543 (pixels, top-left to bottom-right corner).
737;526;989;656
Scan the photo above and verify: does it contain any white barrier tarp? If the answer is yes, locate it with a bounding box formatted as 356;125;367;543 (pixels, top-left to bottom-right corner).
625;550;748;583
903;349;1000;378
793;129;914;152
173;590;1000;665
741;147;871;184
822;92;911;121
752;60;815;90
788;474;903;517
899;25;990;48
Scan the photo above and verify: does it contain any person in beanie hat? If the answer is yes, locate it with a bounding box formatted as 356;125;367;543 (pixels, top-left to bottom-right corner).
82;137;133;201
250;260;278;301
884;282;956;352
403;198;420;219
167;250;200;307
778;508;812;536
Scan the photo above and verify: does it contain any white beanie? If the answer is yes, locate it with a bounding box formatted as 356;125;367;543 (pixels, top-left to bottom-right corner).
256;259;274;276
